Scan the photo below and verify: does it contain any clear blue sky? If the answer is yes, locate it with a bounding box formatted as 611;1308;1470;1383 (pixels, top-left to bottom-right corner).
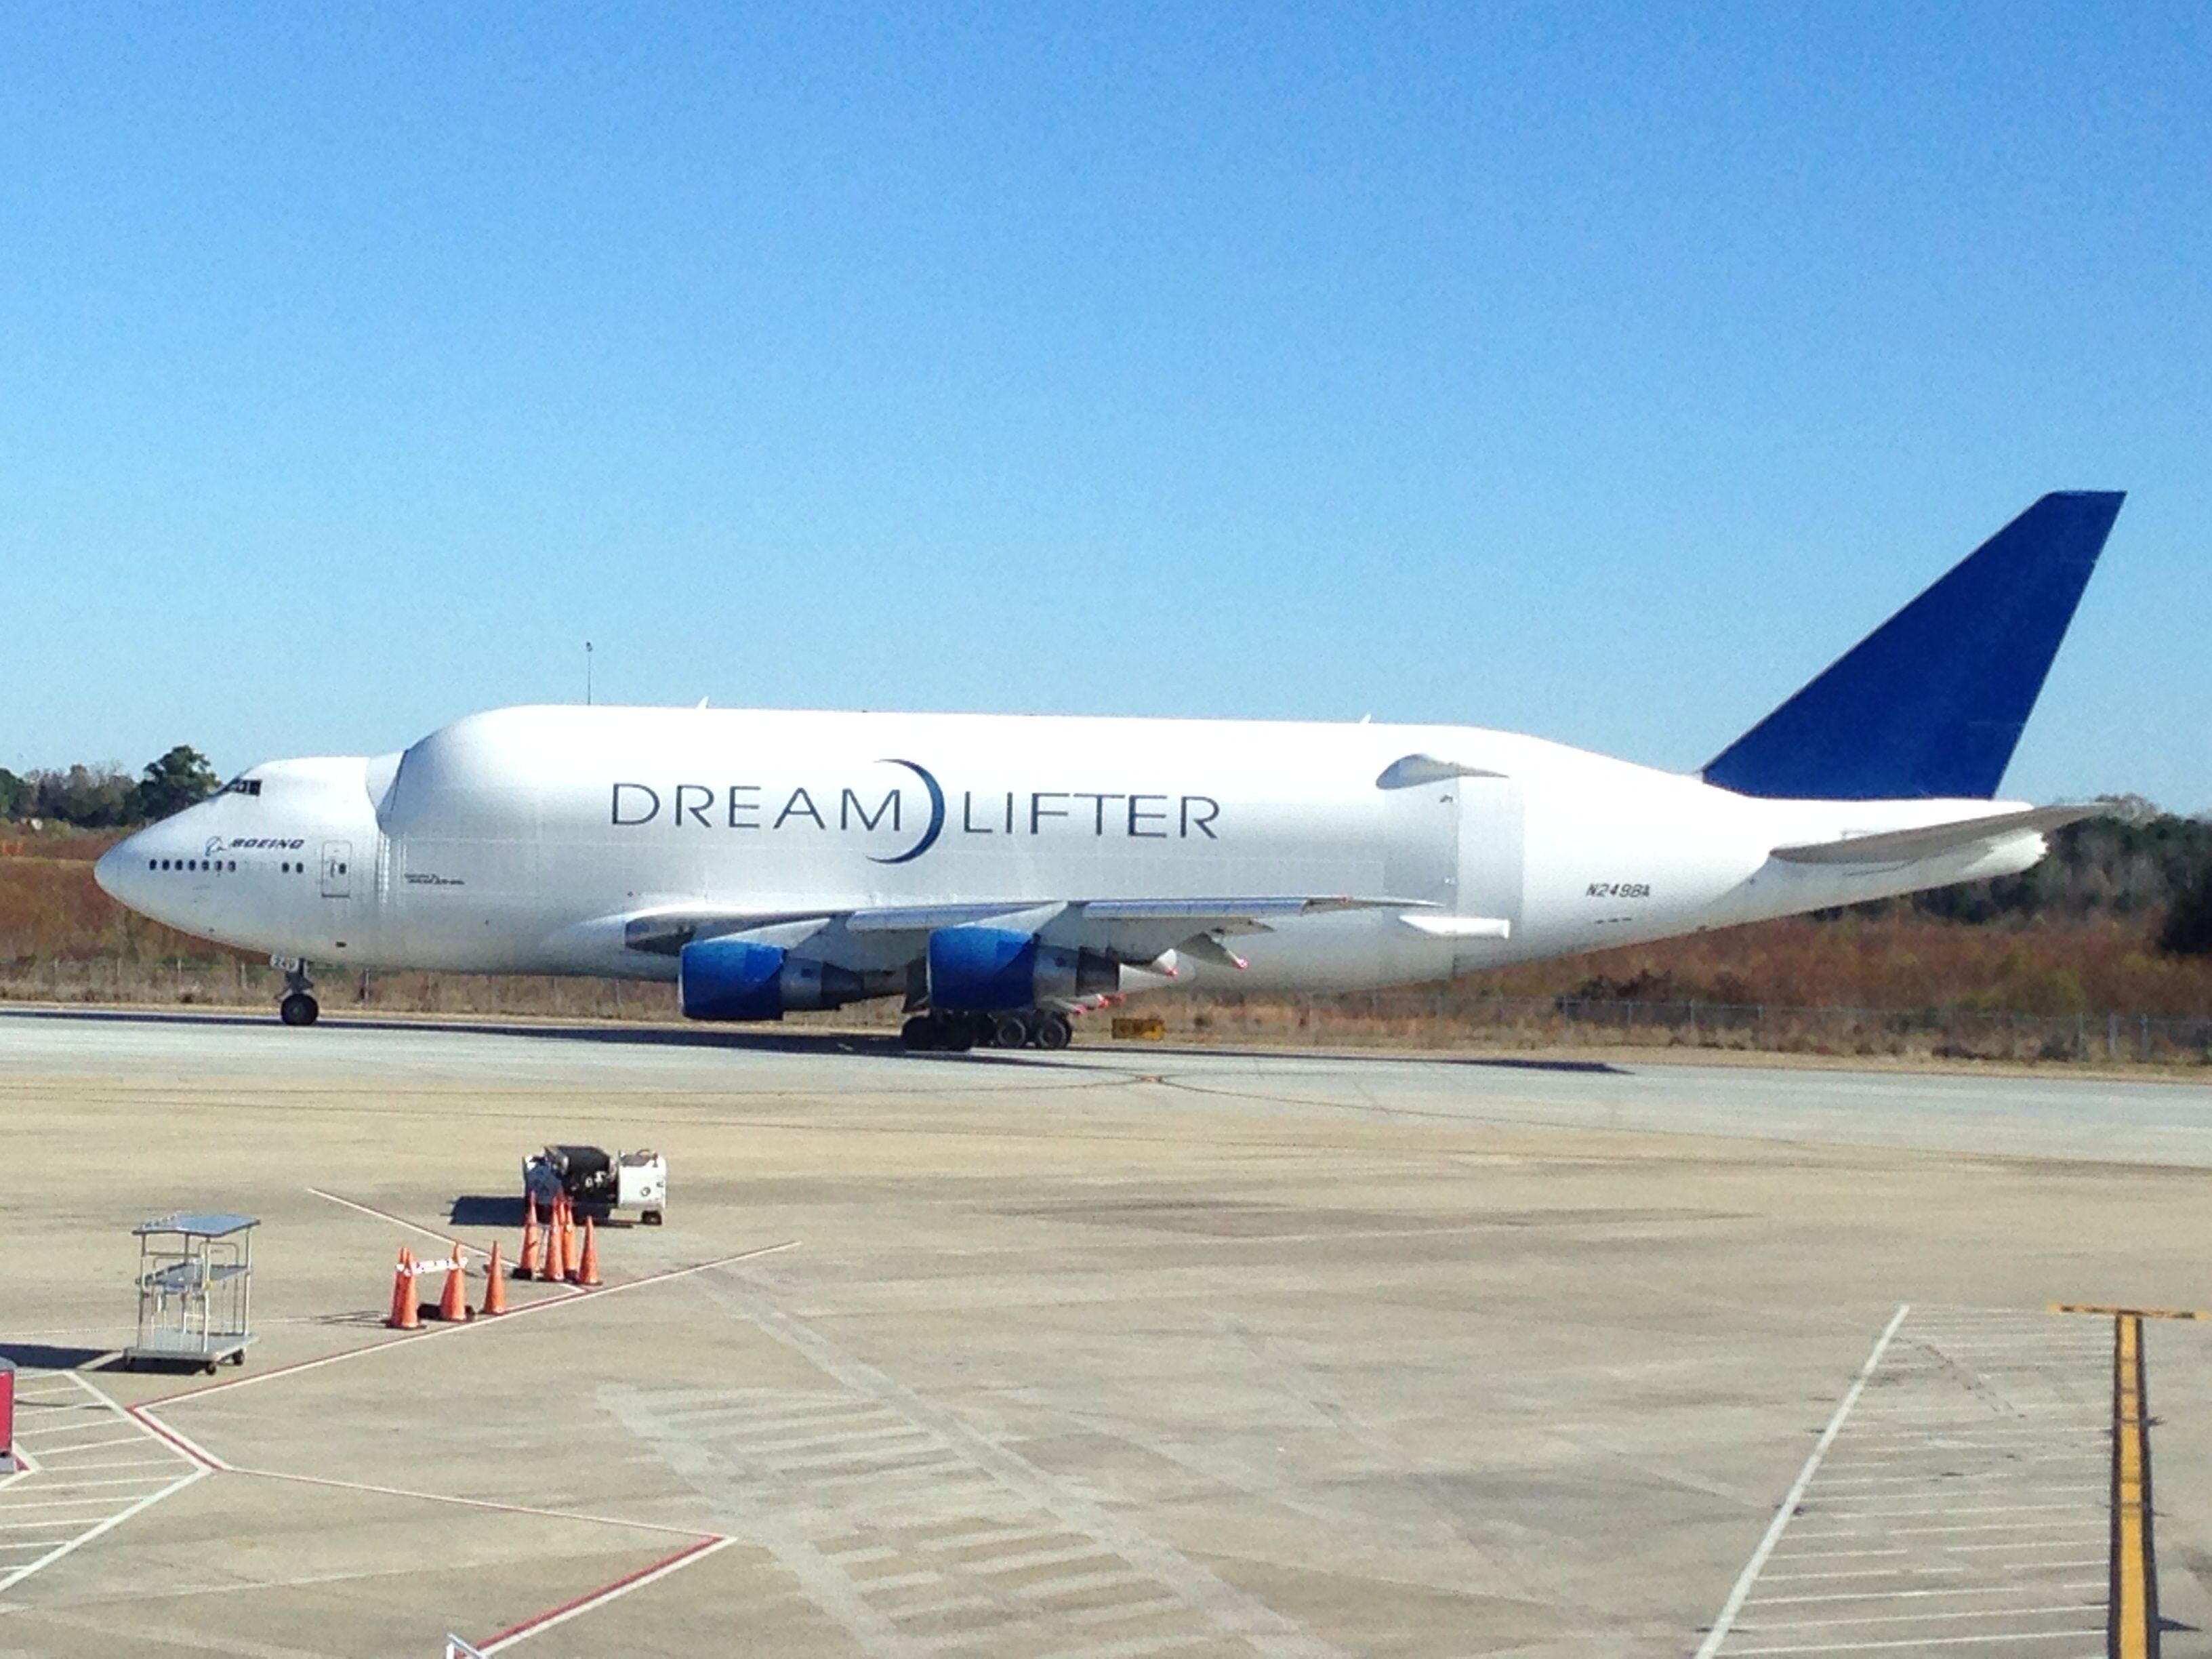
4;5;2205;807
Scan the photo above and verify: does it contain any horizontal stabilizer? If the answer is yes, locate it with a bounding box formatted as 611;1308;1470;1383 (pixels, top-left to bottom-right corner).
1704;492;2123;800
1769;804;2099;865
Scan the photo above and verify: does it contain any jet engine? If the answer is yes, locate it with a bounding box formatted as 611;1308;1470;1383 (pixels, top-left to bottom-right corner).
926;926;1120;1012
678;937;865;1021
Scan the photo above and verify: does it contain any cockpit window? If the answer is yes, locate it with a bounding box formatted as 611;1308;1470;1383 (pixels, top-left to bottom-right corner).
219;777;263;797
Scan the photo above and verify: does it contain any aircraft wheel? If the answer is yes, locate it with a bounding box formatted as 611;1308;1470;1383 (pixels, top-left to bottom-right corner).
901;1015;939;1052
279;991;320;1027
991;1012;1030;1048
1033;1010;1072;1050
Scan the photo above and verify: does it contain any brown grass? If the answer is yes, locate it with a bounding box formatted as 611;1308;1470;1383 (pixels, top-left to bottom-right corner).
5;836;2208;1067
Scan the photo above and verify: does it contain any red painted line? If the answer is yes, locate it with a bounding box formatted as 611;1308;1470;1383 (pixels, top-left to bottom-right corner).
123;1406;228;1472
476;1535;729;1652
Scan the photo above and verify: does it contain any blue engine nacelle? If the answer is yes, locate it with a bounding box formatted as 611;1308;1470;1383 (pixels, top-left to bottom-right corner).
679;937;863;1021
926;926;1120;1012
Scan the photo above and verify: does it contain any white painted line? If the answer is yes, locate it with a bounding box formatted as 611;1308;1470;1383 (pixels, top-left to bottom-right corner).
1694;1304;1910;1659
1740;1601;2104;1632
1760;1569;1967;1584
0;1469;207;1594
0;1485;182;1507
1724;1629;2104;1654
0;1495;173;1521
1807;1496;2104;1519
0;1477;186;1504
306;1185;476;1245
1944;1541;2109;1555
21;1457;181;1474
1751;1580;2107;1607
14;1435;152;1457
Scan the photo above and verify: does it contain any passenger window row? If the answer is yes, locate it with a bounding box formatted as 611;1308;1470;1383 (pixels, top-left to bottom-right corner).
144;858;310;874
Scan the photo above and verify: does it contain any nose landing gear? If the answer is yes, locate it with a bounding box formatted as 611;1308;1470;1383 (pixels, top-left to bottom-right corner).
278;964;319;1027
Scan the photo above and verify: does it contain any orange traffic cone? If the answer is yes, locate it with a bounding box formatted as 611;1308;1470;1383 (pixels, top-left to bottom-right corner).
560;1196;580;1284
390;1249;420;1330
518;1204;540;1280
482;1242;508;1316
544;1202;568;1282
386;1247;411;1328
577;1216;602;1287
437;1244;470;1322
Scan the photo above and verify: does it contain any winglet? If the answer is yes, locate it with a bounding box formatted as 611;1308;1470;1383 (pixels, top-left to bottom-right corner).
1704;492;2123;800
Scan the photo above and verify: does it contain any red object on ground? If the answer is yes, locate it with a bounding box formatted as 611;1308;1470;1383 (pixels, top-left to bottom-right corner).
436;1244;470;1322
577;1217;602;1288
482;1243;508;1317
390;1250;420;1330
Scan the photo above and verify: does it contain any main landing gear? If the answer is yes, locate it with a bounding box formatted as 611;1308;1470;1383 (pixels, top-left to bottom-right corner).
900;1009;1073;1052
279;964;319;1027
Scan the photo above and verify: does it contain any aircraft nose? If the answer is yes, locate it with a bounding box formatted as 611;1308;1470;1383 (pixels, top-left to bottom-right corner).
94;833;148;909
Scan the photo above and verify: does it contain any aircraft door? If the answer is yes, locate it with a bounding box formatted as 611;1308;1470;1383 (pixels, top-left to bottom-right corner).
1380;779;1460;909
1456;777;1524;934
321;840;353;899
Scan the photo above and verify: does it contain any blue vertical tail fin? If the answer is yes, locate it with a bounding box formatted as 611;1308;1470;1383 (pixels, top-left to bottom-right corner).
1702;491;2124;800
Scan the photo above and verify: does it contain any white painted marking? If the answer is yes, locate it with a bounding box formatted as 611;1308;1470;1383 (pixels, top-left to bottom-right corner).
14;1435;150;1457
1807;1496;2104;1519
1723;1629;2104;1654
1694;1304;1910;1659
0;1471;206;1594
1740;1601;2104;1631
1751;1580;2106;1608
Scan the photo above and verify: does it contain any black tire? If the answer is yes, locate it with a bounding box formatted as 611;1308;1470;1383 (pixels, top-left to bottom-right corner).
991;1012;1029;1048
901;1015;939;1052
938;1015;975;1053
279;992;319;1027
1034;1011;1072;1050
642;1209;663;1226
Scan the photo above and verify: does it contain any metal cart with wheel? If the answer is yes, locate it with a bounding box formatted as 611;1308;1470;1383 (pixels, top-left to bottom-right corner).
122;1213;260;1372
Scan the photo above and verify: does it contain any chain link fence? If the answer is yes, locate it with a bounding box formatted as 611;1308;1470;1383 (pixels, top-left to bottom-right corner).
3;956;2209;1065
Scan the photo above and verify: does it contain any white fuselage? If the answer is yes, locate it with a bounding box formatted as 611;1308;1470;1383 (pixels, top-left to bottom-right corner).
94;704;2049;998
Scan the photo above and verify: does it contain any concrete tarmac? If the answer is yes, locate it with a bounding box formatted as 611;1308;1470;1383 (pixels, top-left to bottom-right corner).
3;1008;2211;1658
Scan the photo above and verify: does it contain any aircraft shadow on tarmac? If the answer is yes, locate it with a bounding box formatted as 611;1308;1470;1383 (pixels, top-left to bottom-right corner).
0;1005;1623;1074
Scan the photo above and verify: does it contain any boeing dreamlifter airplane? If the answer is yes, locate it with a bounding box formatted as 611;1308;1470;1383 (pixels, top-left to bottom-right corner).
97;493;2123;1050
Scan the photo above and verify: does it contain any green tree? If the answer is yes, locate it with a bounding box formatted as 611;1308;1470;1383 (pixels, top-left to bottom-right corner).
0;766;25;819
30;763;139;826
2158;857;2212;956
133;745;220;821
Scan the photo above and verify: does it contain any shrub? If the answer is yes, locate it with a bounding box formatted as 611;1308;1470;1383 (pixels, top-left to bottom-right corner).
2158;861;2212;957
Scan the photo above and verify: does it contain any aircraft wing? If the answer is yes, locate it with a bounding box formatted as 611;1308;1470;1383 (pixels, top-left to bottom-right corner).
1769;804;2099;866
623;895;1420;961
